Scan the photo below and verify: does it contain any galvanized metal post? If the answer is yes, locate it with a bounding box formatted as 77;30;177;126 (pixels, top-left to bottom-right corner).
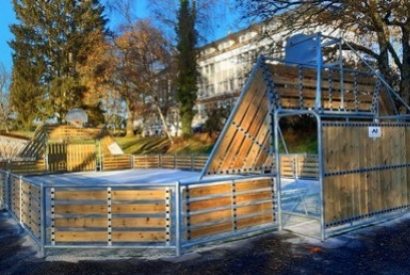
5;171;10;210
40;183;47;257
339;41;345;110
45;144;49;173
130;154;134;169
315;34;323;111
316;116;326;241
274;110;283;231
175;181;181;256
295;155;299;180
107;187;112;246
98;140;102;171
19;175;23;225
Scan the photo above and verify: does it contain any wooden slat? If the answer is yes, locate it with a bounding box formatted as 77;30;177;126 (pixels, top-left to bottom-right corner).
111;231;166;242
54;230;107;242
236;213;274;229
188;196;232;212
236;202;273;216
111;217;166;228
55;217;107;228
55;190;107;200
188;221;233;239
235;179;272;192
241;116;269;168
111;203;166;214
54;204;107;214
236;190;273;204
188;209;232;224
187;183;231;198
231;88;269;169
111;190;165;200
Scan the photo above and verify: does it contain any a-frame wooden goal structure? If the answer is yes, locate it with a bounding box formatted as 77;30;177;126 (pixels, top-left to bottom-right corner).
201;33;410;239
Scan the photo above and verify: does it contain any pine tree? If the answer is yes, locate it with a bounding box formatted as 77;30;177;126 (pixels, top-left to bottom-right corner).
9;7;50;130
175;0;198;136
9;0;107;125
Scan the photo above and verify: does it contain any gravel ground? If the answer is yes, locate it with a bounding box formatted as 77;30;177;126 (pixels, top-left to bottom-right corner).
2;209;410;275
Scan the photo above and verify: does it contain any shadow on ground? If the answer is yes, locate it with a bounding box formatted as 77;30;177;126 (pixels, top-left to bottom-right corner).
2;210;410;275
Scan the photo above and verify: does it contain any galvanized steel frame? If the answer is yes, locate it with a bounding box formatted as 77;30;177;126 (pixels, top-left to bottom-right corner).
0;169;278;257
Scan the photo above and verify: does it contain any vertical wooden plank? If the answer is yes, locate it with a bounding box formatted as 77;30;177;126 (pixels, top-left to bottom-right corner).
371;125;382;213
379;126;389;210
323;124;339;224
217;72;269;172
338;126;352;223
357;125;368;216
231;91;269;169
390;126;402;208
350;124;360;219
398;125;407;207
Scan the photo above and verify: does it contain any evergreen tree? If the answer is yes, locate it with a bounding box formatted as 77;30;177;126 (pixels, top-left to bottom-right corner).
9;0;107;125
9;13;50;130
175;0;198;136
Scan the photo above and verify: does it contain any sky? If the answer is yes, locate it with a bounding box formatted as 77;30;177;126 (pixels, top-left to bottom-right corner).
0;0;18;73
0;0;239;75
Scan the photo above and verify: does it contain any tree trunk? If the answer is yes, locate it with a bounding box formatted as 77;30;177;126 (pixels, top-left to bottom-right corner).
125;99;135;137
154;99;174;144
400;27;410;111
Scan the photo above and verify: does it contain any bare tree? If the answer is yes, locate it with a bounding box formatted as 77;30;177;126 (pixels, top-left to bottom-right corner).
107;19;176;141
0;63;11;132
233;0;410;105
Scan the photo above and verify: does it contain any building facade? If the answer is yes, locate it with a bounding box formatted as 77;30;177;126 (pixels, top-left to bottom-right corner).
194;21;283;126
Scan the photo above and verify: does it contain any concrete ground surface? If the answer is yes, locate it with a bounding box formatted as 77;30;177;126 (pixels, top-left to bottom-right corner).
2;210;410;275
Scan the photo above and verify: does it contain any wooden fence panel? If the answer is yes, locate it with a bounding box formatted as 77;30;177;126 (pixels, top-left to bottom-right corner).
161;155;176;169
101;155;131;171
280;155;295;178
48;143;67;172
184;178;275;241
176;155;192;170
132;155;160;169
192;155;208;171
67;144;96;171
52;187;171;245
111;187;171;243
322;122;410;227
8;160;46;175
10;176;20;218
268;64;390;114
20;180;41;238
296;155;319;178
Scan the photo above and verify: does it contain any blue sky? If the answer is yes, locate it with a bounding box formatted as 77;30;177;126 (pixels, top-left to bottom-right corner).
0;0;17;73
0;0;239;74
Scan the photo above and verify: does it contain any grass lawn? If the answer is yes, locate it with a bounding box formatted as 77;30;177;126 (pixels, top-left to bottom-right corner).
115;134;215;155
6;128;317;155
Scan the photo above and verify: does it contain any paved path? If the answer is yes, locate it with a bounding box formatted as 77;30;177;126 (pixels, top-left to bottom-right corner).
2;209;410;275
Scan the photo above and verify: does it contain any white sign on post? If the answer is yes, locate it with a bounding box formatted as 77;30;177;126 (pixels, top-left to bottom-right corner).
368;126;381;138
108;142;124;155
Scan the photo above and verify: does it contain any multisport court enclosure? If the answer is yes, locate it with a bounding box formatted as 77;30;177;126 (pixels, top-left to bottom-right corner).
2;33;410;256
